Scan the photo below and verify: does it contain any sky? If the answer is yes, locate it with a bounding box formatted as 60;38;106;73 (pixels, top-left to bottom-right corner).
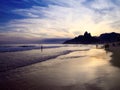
0;0;120;43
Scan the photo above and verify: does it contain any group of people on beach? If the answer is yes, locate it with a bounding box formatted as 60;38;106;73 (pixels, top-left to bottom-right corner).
96;42;120;50
104;42;120;49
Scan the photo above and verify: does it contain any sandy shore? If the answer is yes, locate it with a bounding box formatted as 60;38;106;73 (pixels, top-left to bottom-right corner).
0;48;120;90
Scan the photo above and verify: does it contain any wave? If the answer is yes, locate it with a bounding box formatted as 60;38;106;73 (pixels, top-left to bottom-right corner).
0;45;63;52
0;48;90;73
0;50;75;72
0;44;92;73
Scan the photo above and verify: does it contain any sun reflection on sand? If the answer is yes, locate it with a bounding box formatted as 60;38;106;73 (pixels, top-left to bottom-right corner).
1;48;120;90
25;48;116;88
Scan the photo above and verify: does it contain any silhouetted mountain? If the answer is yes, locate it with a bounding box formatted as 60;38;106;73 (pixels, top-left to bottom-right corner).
99;32;120;43
63;31;99;44
63;32;120;44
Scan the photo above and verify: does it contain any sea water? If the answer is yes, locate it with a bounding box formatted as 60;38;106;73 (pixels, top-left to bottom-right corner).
0;44;92;72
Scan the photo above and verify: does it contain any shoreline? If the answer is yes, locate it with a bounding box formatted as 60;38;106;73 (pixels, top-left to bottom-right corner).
0;46;120;90
0;48;112;90
0;50;73;73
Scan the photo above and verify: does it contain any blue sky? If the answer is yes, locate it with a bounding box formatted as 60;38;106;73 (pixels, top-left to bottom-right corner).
0;0;120;43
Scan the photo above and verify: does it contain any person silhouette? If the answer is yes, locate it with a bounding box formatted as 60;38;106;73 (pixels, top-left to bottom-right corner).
41;45;43;52
96;44;98;48
104;43;109;50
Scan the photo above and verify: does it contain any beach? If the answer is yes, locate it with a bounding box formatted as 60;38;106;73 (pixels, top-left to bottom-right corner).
0;44;120;90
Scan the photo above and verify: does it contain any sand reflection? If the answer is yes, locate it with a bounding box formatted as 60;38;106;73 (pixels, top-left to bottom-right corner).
1;48;120;90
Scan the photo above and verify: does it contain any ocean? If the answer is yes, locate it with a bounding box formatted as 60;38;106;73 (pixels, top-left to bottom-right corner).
0;44;91;72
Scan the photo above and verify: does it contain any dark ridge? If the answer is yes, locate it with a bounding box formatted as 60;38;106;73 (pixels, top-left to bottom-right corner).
63;32;120;44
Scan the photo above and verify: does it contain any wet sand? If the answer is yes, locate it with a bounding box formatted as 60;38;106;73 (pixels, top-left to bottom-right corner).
0;48;120;90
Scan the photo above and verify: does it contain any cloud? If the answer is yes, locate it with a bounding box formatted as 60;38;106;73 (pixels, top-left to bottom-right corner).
88;0;115;10
3;0;93;36
0;0;120;43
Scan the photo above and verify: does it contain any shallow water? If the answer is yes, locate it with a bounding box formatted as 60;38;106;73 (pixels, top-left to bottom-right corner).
0;44;120;90
0;44;90;72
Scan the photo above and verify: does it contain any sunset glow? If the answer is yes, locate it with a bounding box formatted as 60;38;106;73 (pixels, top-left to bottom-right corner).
0;0;120;43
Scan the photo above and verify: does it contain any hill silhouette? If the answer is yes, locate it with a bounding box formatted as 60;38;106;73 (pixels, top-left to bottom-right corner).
63;32;120;44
